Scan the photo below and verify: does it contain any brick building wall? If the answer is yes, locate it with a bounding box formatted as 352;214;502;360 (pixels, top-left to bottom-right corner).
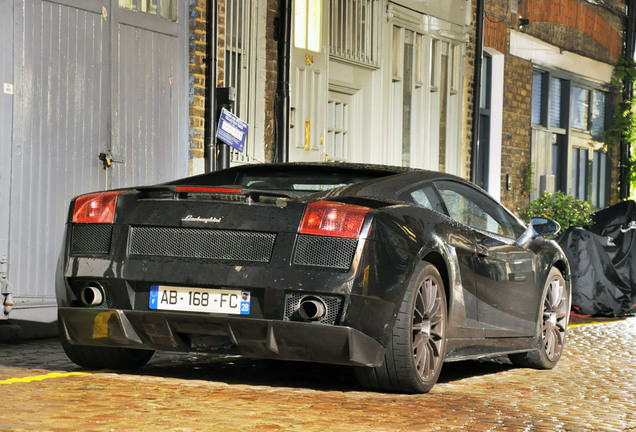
189;0;207;168
501;56;533;213
483;0;626;213
519;0;624;64
187;0;280;172
264;1;279;163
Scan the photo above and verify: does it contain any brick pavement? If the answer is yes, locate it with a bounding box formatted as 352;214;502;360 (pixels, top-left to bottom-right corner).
0;317;635;431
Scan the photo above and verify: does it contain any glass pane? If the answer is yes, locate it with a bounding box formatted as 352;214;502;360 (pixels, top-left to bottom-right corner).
141;0;158;14
480;54;490;110
571;147;588;201
307;0;322;52
119;0;137;10
550;77;563;128
430;39;439;88
571;86;590;130
392;27;401;78
592;150;608;208
450;44;458;93
294;0;308;49
437;182;515;237
402;34;413;167
592;151;599;207
552;134;566;192
531;71;543;125
160;0;177;20
414;34;423;84
599;151;607;207
438;42;449;172
591;90;606;137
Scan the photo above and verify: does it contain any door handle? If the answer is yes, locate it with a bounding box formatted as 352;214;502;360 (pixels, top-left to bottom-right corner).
98;152;124;170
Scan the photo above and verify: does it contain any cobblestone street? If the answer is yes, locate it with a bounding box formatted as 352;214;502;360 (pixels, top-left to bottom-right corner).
1;317;635;431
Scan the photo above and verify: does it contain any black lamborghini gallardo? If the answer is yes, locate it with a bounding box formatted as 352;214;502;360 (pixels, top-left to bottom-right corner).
56;163;571;393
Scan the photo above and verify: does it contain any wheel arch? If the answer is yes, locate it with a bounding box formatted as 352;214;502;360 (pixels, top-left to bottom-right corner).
421;251;451;313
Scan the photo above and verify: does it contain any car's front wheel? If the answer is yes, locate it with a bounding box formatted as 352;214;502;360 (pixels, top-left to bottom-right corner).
356;261;447;393
509;267;569;369
59;322;154;370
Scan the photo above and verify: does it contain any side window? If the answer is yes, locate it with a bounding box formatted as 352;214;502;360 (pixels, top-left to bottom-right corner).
435;181;519;238
402;184;446;214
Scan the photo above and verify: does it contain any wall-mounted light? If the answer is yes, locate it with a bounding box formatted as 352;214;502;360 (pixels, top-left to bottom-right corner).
518;17;530;29
506;174;513;191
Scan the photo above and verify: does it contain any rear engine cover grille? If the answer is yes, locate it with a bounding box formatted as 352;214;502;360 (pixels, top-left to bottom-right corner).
129;226;276;262
70;224;113;255
293;235;358;269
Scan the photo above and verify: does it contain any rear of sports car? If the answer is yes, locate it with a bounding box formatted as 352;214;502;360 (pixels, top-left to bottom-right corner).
56;177;404;371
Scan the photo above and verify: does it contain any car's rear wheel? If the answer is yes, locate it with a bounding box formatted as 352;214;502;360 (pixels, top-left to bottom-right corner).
509;267;569;369
356;261;447;393
59;321;154;370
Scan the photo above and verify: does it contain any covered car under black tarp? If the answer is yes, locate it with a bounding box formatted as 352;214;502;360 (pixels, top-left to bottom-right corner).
558;200;636;317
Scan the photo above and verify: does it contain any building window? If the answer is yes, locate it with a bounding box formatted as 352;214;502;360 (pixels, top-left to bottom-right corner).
591;150;609;208
326;98;349;161
295;0;322;52
571;86;590;130
531;71;544;126
531;67;611;207
591;90;607;138
476;53;492;191
571;147;589;201
552;134;567;193
549;77;566;129
329;0;380;67
119;0;177;21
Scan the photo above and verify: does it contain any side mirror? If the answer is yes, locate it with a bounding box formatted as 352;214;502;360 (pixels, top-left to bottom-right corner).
530;217;561;237
516;217;561;247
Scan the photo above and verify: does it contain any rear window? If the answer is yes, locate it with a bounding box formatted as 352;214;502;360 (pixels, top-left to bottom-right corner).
236;171;381;196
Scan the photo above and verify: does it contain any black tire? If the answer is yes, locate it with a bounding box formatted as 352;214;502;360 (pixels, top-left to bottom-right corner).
509;267;569;369
59;321;154;370
356;261;447;393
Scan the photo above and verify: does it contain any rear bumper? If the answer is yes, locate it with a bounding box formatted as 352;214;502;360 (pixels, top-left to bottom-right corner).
58;307;386;367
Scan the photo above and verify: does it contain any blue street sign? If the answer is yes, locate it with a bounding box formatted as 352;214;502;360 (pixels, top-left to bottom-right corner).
216;108;248;153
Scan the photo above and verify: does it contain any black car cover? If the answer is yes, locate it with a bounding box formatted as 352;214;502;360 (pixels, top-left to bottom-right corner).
557;200;636;317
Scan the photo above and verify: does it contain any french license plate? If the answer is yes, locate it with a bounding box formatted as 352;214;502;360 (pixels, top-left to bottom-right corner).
149;285;250;315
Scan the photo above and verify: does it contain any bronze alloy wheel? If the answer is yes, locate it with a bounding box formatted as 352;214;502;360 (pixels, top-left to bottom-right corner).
542;269;570;362
356;261;447;393
412;271;446;383
509;267;570;369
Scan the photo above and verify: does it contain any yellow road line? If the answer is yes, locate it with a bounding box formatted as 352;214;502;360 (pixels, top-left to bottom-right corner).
568;320;618;328
0;371;90;385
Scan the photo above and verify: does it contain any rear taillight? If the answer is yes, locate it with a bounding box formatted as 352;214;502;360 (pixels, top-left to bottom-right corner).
299;201;371;238
72;191;124;224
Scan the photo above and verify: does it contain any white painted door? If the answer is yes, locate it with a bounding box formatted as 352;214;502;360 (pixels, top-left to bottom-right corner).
289;0;329;162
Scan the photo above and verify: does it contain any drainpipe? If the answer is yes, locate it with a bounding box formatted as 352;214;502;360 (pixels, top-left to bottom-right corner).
204;1;218;172
471;0;485;184
274;0;291;163
620;0;636;199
